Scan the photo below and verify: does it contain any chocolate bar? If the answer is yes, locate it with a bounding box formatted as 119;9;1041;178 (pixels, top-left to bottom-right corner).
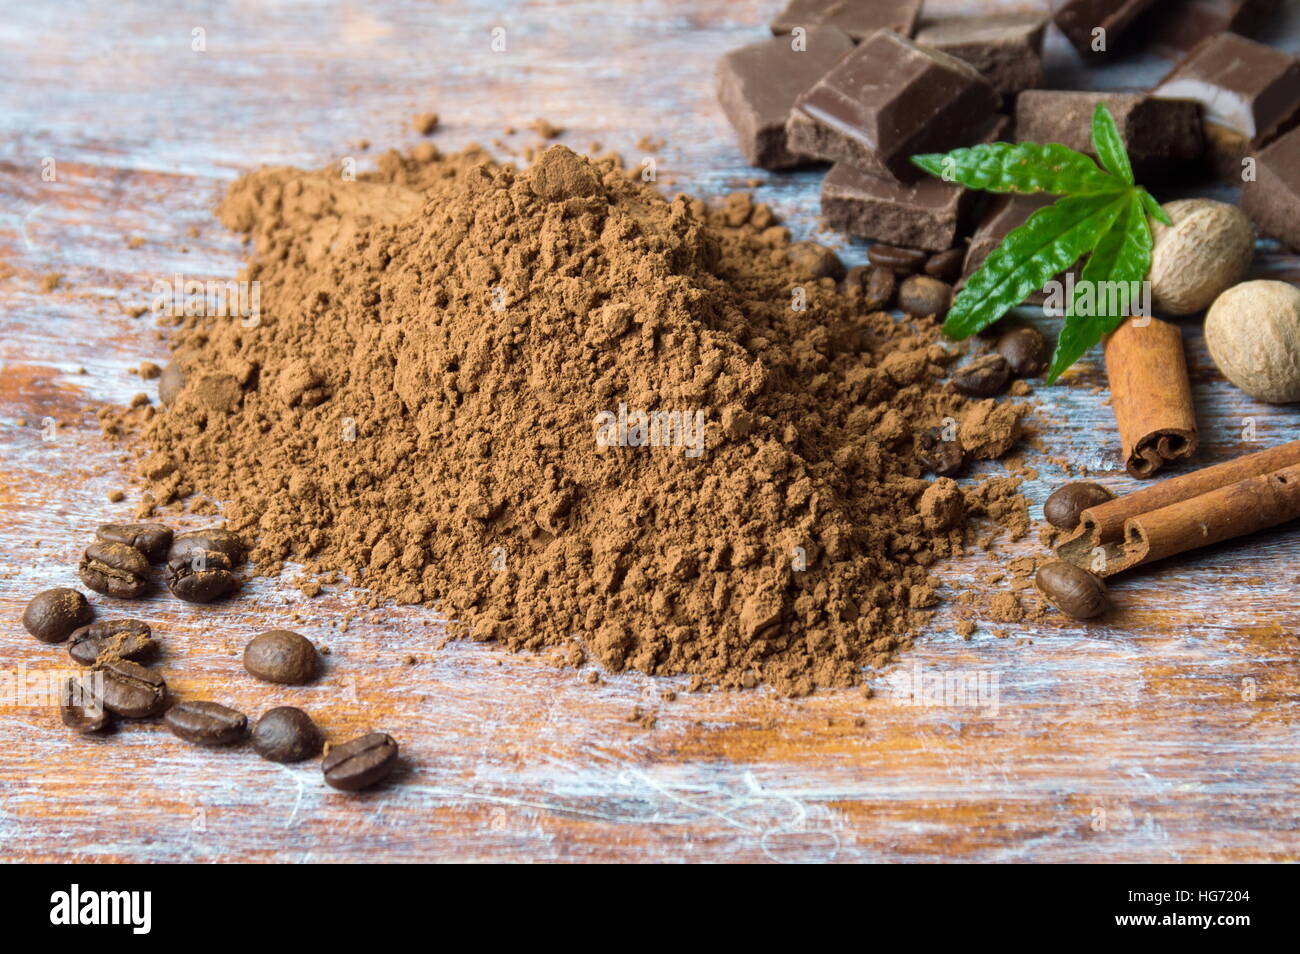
788;30;1000;182
1015;91;1203;180
1241;127;1300;252
715;27;855;170
770;0;922;42
1148;0;1281;56
1052;0;1159;56
914;13;1048;99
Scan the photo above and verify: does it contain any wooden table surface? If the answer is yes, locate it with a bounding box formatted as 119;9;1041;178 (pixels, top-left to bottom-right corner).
2;0;1298;863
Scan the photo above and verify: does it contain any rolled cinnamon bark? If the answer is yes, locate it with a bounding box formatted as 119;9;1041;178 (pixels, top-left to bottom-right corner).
1103;317;1198;478
1057;440;1300;575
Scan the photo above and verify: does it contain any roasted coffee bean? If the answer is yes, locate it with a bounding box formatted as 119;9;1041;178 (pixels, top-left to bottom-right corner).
786;241;844;281
22;588;93;643
1043;481;1115;531
251;706;323;763
169;528;247;567
950;353;1010;397
924;248;965;284
1035;561;1110;619
862;265;896;311
322;732;399;791
868;243;928;274
95;522;173;562
60;676;110;734
78;542;151;599
165;700;247;745
996;325;1049;378
165;550;238;603
68;619;155;666
243;629;319;685
897;275;953;318
158;362;186;404
96;658;167;718
915;427;966;477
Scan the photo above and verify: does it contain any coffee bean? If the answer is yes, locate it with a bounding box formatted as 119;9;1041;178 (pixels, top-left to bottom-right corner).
950;353;1010;397
96;658;167;718
22;588;93;643
60;675;110;734
251;706;323;763
1043;481;1115;531
78;542;151;599
243;629;319;684
95;522;173;562
897;275;953;318
158;362;186;404
165;700;247;745
1035;561;1110;619
915;427;966;477
322;732;399;791
924;248;965;284
169;528;247;567
786;241;844;281
67;619;156;666
165;550;238;603
868;243;928;273
996;326;1049;378
862;265;896;311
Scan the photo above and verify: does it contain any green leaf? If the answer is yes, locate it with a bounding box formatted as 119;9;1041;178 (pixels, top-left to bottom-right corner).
1138;187;1171;226
942;193;1131;339
1090;103;1134;186
911;142;1123;196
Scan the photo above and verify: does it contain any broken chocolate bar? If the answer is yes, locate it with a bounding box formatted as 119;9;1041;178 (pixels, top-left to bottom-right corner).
1052;0;1159;56
770;0;922;42
1015;91;1203;180
1148;0;1281;56
914;13;1048;99
715;27;855;170
1241;127;1300;252
821;163;976;252
788;29;999;182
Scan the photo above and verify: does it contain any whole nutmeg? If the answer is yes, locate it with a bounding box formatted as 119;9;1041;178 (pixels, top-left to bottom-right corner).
1204;280;1300;404
1149;199;1254;315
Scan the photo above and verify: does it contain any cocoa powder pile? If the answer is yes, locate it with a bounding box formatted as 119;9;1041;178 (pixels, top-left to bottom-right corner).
120;142;1028;694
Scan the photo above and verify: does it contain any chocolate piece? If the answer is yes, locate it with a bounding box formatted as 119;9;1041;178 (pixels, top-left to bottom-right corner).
1015;91;1203;179
962;194;1078;304
1052;0;1159;56
770;0;922;42
1148;0;1281;56
788;30;999;182
715;28;856;170
1241;127;1300;252
822;163;977;252
914;13;1048;98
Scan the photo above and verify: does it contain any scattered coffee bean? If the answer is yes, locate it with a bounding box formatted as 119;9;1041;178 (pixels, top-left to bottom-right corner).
1035;561;1110;619
95;658;167;718
950;353;1010;397
251;706;323;763
786;241;844;281
78;542;150;599
60;676;110;734
924;247;965;284
169;528;247;567
22;588;93;643
165;550;238;603
243;629;319;685
868;243;928;274
1043;481;1115;531
897;275;953;318
165;700;247;746
158;362;186;404
322;732;399;791
862;264;896;311
996;325;1049;378
67;618;156;666
915;427;966;477
95;522;173;562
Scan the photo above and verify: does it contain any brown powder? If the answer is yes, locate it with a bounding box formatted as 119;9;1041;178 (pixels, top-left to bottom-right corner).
121;143;1029;694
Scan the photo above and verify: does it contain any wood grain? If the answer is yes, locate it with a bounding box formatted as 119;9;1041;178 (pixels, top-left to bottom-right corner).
1;0;1298;863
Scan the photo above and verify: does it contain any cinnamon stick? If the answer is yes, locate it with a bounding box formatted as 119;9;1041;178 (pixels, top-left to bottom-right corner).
1103;317;1198;478
1057;440;1300;576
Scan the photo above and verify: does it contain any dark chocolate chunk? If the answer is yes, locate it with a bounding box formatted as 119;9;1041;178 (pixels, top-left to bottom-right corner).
788;30;999;182
715;28;856;170
1241;126;1300;252
1052;0;1159;56
1148;0;1281;57
822;163;977;252
914;13;1048;98
770;0;922;41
